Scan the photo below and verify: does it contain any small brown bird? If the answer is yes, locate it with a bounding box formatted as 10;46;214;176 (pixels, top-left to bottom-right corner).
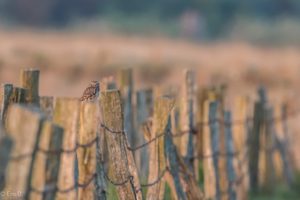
80;80;100;102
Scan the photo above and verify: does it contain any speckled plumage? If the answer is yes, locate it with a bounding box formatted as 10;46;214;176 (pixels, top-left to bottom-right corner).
80;81;100;102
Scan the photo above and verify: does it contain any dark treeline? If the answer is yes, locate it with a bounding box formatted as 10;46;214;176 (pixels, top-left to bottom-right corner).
1;0;300;35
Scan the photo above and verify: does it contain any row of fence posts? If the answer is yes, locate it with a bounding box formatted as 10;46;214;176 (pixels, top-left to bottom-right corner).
0;68;296;200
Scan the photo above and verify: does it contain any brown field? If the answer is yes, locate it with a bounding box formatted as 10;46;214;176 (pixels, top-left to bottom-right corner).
1;29;300;168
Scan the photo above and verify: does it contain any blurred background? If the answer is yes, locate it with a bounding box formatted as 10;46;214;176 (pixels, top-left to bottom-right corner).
0;2;300;198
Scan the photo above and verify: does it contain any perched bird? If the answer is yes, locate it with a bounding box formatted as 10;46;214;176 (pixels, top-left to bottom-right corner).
80;80;100;102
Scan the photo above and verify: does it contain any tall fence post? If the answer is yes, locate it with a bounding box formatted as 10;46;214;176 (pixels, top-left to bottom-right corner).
3;105;45;200
0;84;13;124
180;69;195;173
224;111;237;200
77;102;98;200
53;98;80;200
21;69;40;105
29;121;63;200
146;96;174;200
100;90;140;200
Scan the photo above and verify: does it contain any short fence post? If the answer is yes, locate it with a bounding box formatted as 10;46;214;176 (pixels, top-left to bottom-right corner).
0;84;13;124
30;121;63;200
53;98;80;200
77;102;98;200
21;69;40;105
100;90;140;200
4;105;45;200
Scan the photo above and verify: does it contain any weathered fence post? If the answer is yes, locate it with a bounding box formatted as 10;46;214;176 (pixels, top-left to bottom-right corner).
10;87;27;104
21;69;40;105
40;96;54;119
0;135;13;191
136;89;153;177
54;98;80;200
0;84;13;124
203;100;217;199
77;102;98;200
30;121;63;200
100;90;141;200
232;96;249;200
117;69;135;150
146;96;174;200
180;69;195;173
3;105;45;200
224;111;237;200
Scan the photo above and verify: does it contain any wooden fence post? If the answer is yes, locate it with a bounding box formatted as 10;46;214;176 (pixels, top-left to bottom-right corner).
224;111;237;200
4;105;45;200
146;96;174;200
180;69;195;172
10;87;27;104
0;84;13;124
0;135;13;192
249;101;263;191
40;96;54;119
117;69;135;151
136;89;153;177
203;100;217;199
232;96;249;200
100;90;141;200
53;98;80;200
29;121;63;200
77;102;98;200
21;69;40;105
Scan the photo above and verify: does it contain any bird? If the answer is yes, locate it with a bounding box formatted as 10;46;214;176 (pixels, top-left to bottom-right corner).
80;80;100;102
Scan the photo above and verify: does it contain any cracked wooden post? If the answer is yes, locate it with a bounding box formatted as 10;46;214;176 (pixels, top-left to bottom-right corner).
0;135;13;192
0;84;13;124
40;96;54;119
4;105;45;200
54;98;80;200
117;69;135;153
20;69;40;105
232;96;249;200
100;90;141;200
203;100;217;199
29;121;63;200
136;89;153;177
224;111;237;200
146;96;174;200
180;69;195;173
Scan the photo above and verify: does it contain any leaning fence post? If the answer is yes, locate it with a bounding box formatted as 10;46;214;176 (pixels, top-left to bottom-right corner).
100;90;140;200
224;111;237;200
77;102;98;200
146;96;174;200
0;84;13;124
29;121;63;200
4;105;45;200
53;98;80;200
20;69;40;105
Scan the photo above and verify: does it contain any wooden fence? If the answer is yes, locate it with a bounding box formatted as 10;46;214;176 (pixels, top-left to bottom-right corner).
0;69;297;200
